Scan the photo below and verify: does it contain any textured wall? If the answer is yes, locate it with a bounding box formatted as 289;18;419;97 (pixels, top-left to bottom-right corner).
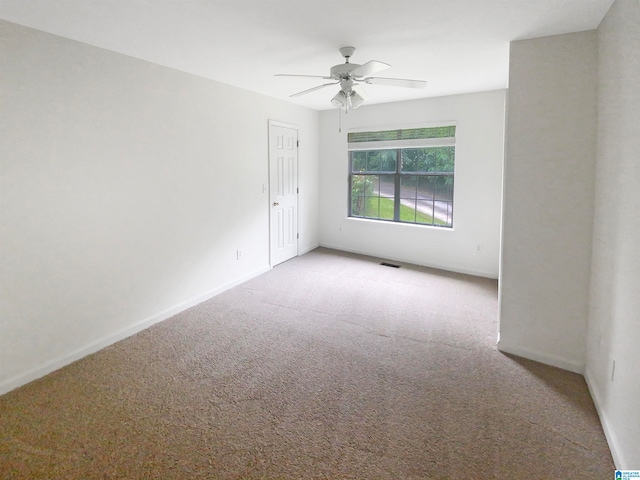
0;20;320;393
586;0;640;468
499;31;598;372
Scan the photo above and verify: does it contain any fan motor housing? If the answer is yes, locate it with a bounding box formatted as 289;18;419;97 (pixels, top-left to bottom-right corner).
330;63;361;79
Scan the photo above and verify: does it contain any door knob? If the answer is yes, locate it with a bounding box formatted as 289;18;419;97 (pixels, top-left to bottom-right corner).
273;202;279;206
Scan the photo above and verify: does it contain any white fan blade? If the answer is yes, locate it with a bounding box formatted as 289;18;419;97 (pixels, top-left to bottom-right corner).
290;82;339;98
350;60;391;78
364;77;427;89
275;74;332;79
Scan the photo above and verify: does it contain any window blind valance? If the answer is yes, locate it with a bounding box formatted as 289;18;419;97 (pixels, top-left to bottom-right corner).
348;126;456;151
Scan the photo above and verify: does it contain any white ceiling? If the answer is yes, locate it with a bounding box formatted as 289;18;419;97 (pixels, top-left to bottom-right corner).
0;0;613;110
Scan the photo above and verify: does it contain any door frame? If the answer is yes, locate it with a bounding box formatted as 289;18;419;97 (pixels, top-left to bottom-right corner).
268;120;299;267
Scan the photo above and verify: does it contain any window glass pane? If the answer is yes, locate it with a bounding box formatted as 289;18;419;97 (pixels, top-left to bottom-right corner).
378;196;395;220
416;200;436;225
417;176;434;200
400;175;417;199
433;176;454;227
401;149;418;172
379;175;395;199
361;151;393;173
399;199;417;223
351;174;397;220
380;150;397;173
402;148;435;173
442;202;453;227
374;175;393;220
436;146;455;173
364;196;379;218
351;175;373;216
419;148;437;172
352;151;366;172
434;176;454;201
364;175;380;219
366;152;380;172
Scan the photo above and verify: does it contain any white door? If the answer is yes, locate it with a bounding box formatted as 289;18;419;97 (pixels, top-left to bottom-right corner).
269;122;298;266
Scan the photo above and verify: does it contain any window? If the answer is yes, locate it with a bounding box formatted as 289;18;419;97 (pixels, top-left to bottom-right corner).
349;126;456;228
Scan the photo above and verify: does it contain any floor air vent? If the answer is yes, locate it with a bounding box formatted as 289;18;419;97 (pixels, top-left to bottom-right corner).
380;262;401;268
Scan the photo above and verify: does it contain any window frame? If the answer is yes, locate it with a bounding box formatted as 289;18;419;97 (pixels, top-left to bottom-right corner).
348;126;456;228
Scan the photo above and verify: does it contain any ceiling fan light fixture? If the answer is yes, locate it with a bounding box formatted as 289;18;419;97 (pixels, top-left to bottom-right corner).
331;91;347;108
350;91;365;109
276;46;427;110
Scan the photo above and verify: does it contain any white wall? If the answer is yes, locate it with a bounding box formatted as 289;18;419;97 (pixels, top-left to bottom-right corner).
0;20;320;394
499;31;598;373
319;91;506;279
586;0;640;468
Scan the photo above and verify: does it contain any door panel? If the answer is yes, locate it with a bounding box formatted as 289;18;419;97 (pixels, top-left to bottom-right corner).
269;124;298;266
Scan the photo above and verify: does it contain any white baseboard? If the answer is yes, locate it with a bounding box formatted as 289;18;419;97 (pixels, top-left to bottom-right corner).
319;242;498;279
299;242;320;256
584;367;624;469
496;340;585;374
497;343;626;465
0;265;271;397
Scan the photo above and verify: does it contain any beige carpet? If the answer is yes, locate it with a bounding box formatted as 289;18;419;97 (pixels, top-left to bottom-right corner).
0;248;614;479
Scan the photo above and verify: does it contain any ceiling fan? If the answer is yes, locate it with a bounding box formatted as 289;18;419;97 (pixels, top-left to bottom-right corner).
276;46;427;110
